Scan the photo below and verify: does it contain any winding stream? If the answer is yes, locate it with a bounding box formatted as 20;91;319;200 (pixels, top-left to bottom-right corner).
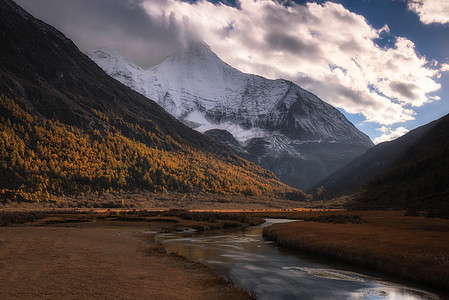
157;219;443;299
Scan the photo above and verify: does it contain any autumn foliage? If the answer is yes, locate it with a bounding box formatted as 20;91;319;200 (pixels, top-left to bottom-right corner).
0;94;303;201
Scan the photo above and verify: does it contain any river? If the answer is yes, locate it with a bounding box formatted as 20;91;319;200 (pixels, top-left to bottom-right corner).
157;219;443;299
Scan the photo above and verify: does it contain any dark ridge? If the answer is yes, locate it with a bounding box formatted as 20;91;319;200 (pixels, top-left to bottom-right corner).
314;113;449;209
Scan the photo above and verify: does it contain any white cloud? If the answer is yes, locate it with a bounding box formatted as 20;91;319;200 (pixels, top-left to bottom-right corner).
408;0;449;24
141;0;443;126
373;127;409;144
377;126;390;133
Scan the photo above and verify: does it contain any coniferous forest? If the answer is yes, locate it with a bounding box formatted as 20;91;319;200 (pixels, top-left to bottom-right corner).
0;93;307;202
0;0;308;203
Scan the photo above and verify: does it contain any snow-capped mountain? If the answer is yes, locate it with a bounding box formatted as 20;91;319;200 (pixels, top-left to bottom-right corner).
88;42;373;189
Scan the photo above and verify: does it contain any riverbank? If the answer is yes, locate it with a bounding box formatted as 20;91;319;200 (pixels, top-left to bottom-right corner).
0;210;258;299
262;210;449;291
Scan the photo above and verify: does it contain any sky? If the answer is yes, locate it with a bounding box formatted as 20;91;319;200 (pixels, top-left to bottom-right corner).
16;0;449;143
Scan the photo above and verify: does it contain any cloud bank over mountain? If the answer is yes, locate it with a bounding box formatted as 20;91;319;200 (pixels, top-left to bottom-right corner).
16;0;447;142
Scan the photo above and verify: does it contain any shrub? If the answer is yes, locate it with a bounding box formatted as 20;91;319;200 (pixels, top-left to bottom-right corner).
0;211;46;226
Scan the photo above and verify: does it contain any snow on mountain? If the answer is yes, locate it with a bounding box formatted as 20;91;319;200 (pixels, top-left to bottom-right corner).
87;42;373;189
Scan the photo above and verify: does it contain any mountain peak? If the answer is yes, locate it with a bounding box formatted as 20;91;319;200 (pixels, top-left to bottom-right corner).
90;47;120;57
163;41;223;66
90;39;373;189
185;41;215;56
88;47;143;71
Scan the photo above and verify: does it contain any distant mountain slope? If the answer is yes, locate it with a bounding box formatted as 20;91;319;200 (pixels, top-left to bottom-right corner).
0;0;299;202
88;43;373;190
316;113;449;209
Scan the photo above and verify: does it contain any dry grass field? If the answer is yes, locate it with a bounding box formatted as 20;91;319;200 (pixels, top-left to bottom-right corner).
0;210;257;300
0;191;309;211
262;210;449;290
2;208;448;298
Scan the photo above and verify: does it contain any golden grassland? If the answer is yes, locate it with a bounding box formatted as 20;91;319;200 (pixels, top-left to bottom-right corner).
261;210;449;290
0;210;259;300
3;208;448;298
0;228;254;300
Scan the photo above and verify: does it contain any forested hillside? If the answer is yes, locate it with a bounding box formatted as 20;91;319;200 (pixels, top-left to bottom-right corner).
314;113;449;209
0;0;303;203
352;114;449;209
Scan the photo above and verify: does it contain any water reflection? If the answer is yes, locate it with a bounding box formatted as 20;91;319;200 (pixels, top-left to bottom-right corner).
157;219;441;300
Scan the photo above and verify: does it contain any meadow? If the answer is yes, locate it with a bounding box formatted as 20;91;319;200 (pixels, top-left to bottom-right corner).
0;209;259;299
261;210;449;290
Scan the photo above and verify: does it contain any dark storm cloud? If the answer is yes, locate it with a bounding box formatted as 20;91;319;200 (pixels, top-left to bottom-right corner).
389;81;419;100
298;74;375;107
264;3;318;26
15;0;187;68
338;39;364;53
260;4;322;60
264;31;321;57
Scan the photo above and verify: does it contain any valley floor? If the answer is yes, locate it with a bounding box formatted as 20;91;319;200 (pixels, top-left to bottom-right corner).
0;212;255;300
261;210;449;291
0;191;307;211
2;209;448;299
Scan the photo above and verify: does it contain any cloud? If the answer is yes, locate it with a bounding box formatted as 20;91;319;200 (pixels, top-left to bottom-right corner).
17;0;445;126
140;0;442;125
15;0;186;68
407;0;449;24
373;127;409;144
376;126;391;133
264;31;322;56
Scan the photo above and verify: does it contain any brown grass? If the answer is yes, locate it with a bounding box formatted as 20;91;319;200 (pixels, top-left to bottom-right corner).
0;209;261;299
262;210;449;290
0;211;46;226
0;226;254;299
0;190;309;211
0;209;263;232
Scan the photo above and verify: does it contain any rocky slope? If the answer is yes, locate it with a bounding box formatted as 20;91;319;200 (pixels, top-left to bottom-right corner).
0;0;296;201
88;42;373;189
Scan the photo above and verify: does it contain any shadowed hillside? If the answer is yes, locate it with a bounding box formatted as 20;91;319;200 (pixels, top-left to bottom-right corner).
313;113;449;209
0;0;303;203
